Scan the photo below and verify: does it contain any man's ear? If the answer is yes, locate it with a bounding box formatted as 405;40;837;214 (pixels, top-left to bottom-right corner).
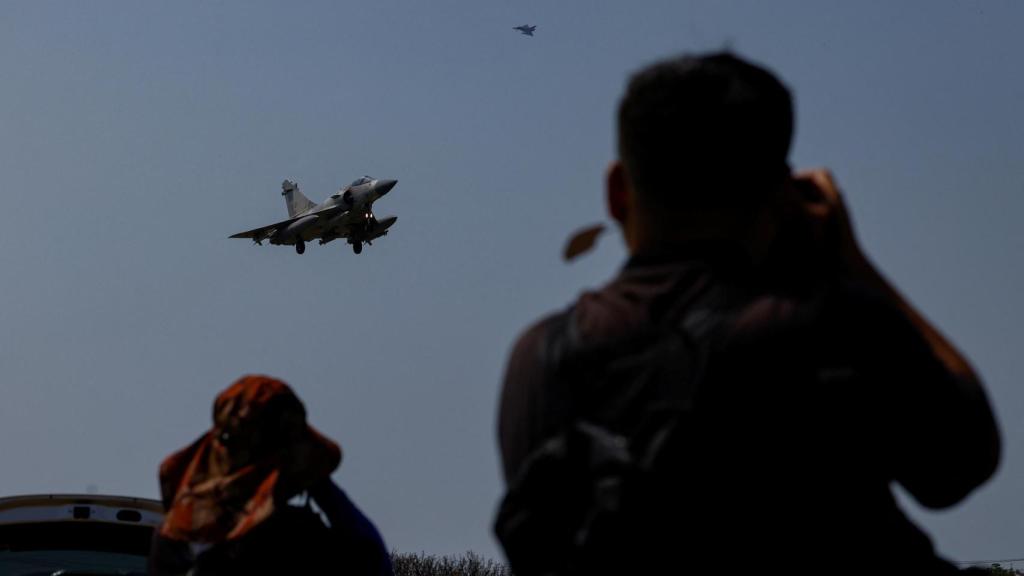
606;160;631;225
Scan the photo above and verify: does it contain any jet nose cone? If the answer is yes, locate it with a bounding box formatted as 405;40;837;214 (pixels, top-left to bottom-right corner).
376;179;398;195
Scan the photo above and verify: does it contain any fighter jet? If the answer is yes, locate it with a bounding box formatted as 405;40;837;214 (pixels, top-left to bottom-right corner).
230;177;398;255
514;25;536;36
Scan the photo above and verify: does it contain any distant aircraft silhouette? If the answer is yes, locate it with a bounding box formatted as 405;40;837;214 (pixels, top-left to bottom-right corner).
514;25;536;37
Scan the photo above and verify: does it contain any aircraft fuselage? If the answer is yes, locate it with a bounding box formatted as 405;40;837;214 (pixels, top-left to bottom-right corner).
231;176;398;255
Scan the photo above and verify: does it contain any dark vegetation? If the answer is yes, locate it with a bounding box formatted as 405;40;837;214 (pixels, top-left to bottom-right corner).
389;553;1022;576
391;552;512;576
987;565;1024;575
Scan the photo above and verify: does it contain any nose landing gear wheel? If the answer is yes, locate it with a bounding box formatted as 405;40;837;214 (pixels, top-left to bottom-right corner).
353;242;363;255
296;240;305;255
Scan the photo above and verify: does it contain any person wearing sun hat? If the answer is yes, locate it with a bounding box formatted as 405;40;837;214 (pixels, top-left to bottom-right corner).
149;374;393;575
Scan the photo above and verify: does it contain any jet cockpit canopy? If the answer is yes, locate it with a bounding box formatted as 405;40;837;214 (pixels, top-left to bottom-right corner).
334;176;374;199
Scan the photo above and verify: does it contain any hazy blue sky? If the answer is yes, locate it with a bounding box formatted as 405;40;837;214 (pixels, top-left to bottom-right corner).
1;0;1022;565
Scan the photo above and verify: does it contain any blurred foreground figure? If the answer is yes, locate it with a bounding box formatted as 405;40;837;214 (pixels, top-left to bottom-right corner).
150;375;393;576
495;52;999;575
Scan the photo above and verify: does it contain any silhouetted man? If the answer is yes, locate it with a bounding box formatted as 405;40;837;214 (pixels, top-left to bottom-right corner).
150;375;393;576
495;53;999;575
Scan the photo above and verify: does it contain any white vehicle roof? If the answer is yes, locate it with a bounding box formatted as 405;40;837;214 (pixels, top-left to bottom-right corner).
0;494;163;528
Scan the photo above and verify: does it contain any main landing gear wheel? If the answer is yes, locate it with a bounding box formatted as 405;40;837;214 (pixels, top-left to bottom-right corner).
352;242;363;255
296;240;305;255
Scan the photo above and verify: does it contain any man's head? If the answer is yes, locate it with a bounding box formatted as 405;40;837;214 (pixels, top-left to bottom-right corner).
609;52;794;254
158;375;342;542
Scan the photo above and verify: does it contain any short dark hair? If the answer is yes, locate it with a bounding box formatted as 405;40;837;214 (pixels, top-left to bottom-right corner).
617;52;794;210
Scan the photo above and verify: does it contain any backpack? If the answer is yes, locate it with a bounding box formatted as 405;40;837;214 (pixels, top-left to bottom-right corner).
495;278;724;576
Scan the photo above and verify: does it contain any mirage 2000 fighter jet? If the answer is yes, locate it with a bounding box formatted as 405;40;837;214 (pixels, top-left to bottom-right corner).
514;25;536;36
230;177;397;255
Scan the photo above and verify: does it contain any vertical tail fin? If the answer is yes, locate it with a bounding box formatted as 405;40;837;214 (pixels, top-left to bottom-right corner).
281;180;316;218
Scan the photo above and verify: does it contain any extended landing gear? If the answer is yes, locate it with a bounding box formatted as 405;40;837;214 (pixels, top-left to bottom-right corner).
295;240;305;255
352;242;363;255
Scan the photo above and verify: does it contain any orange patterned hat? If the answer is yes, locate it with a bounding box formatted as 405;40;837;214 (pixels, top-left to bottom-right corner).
158;375;341;542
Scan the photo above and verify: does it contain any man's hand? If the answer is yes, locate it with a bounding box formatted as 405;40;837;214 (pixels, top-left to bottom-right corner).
787;168;869;281
760;168;867;291
790;169;982;386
